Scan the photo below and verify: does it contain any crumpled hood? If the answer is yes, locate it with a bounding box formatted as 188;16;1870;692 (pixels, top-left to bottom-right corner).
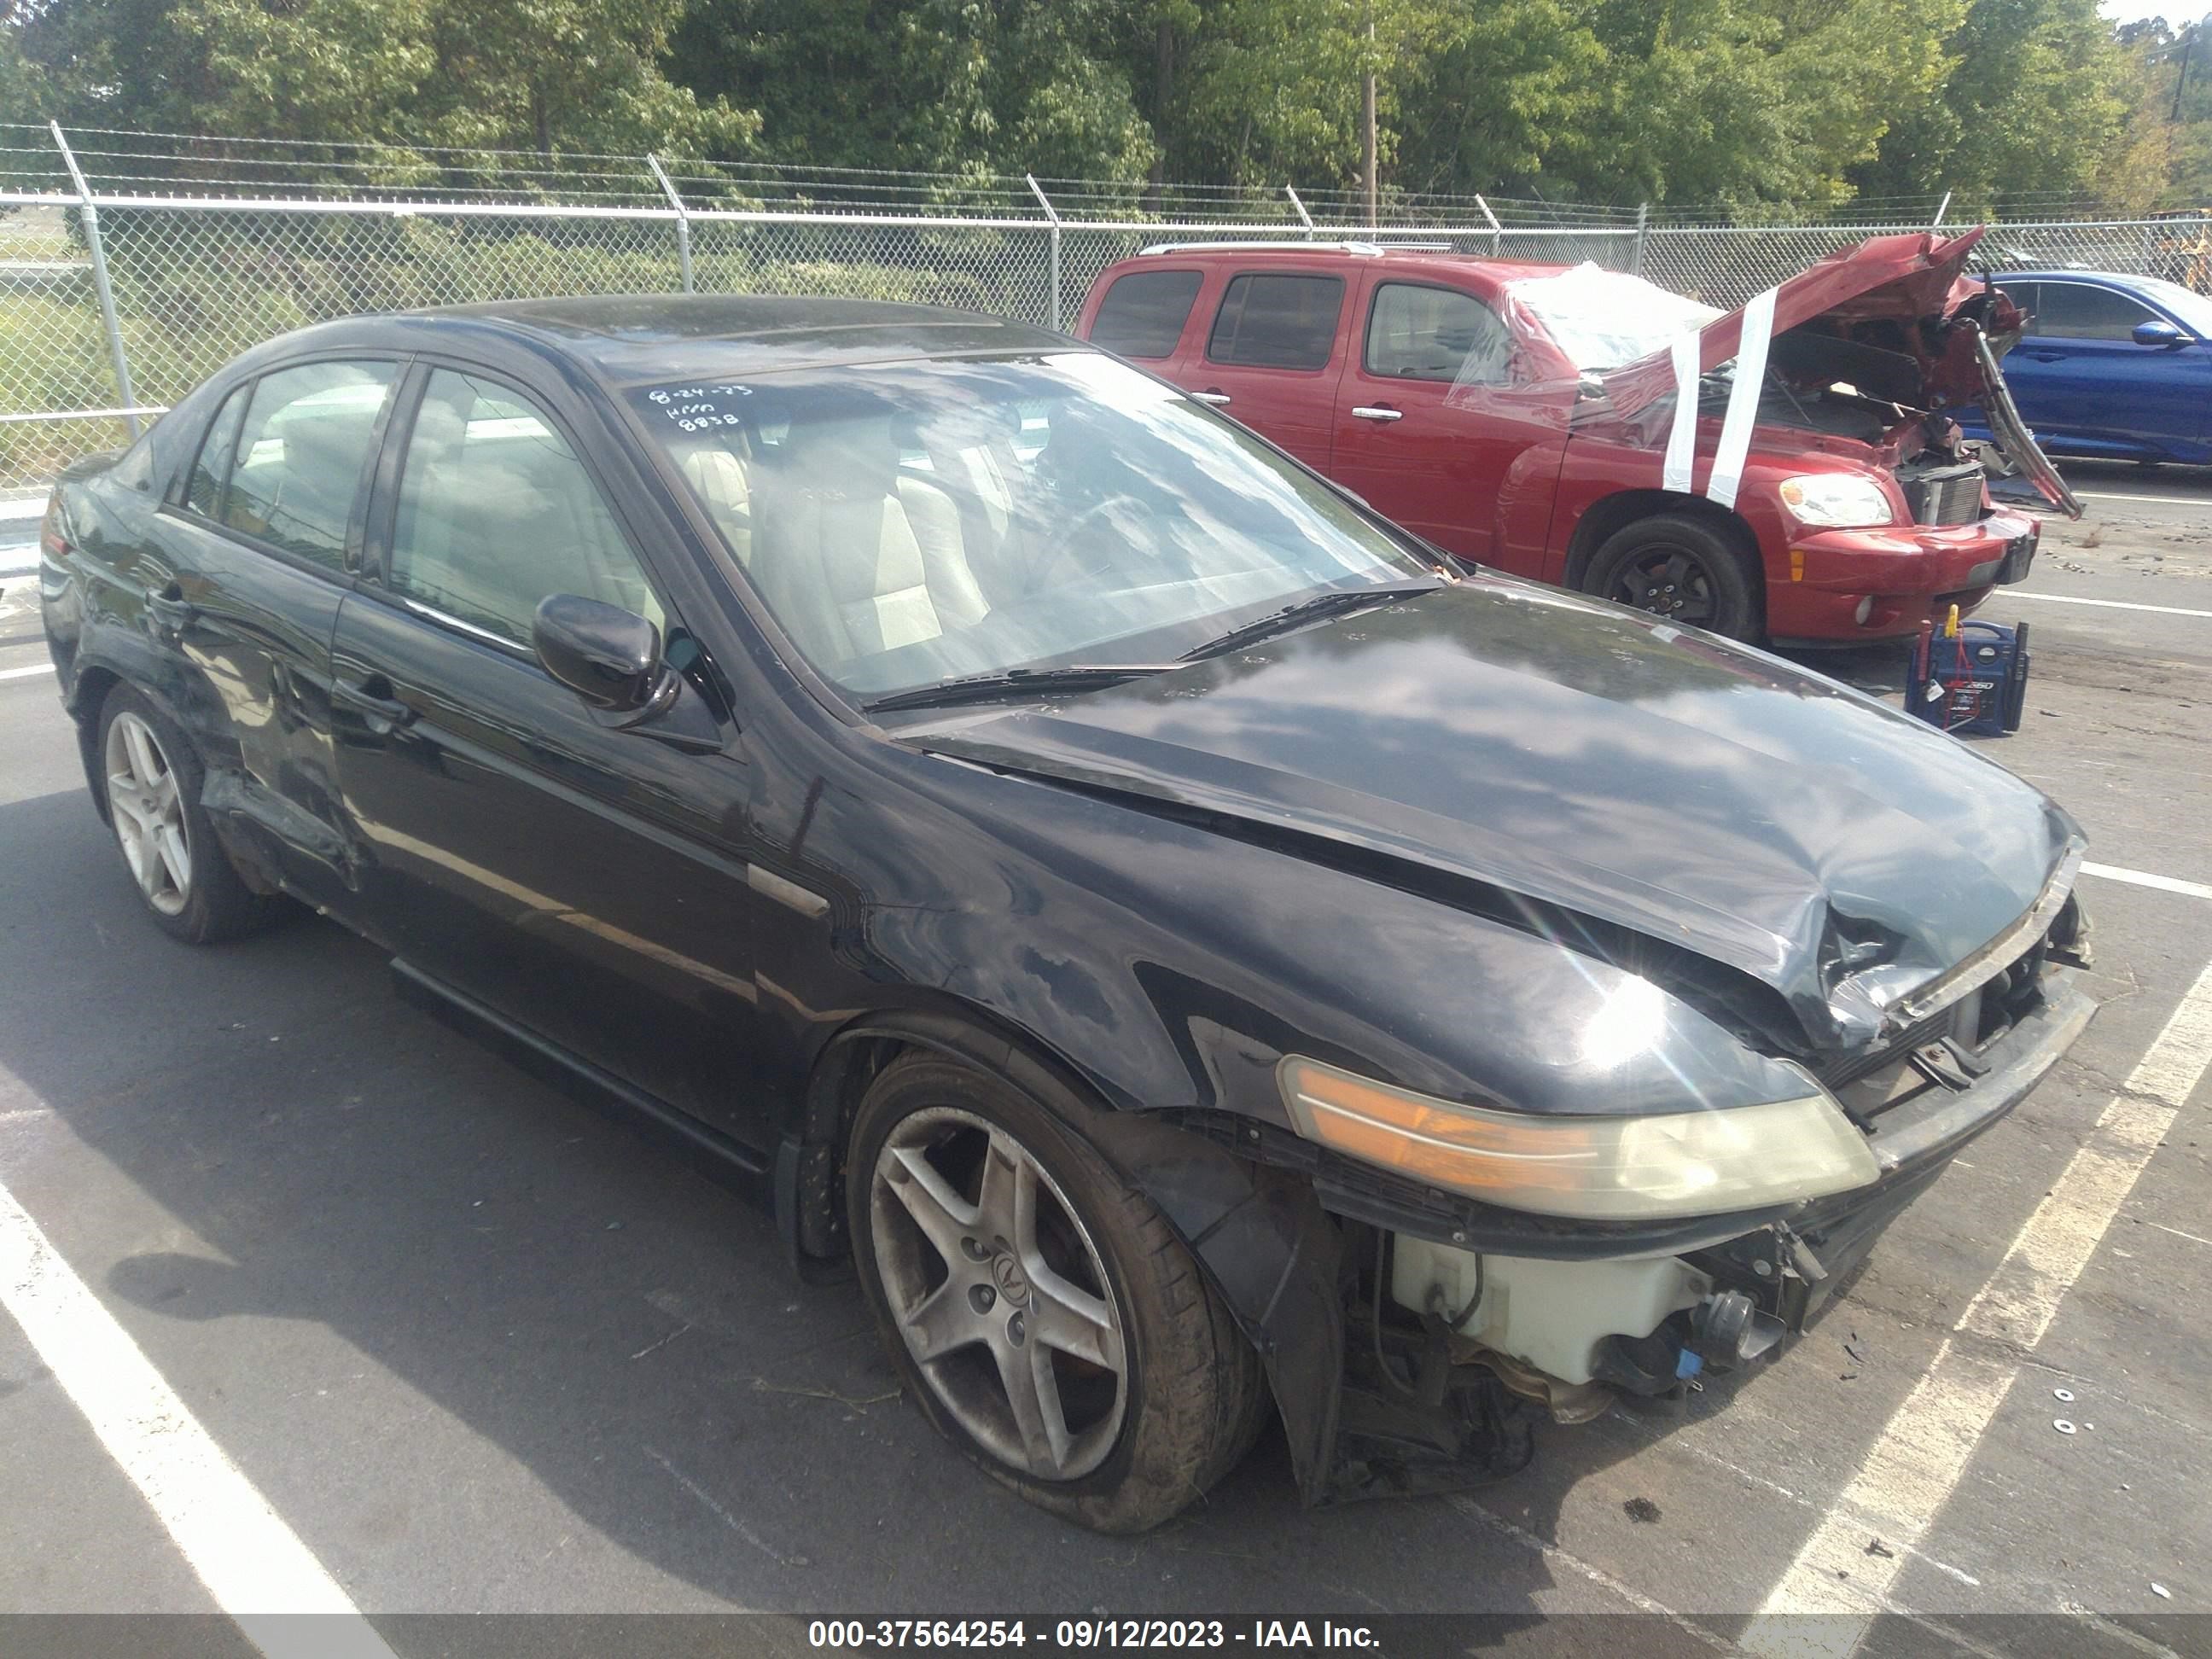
1602;228;1994;417
1592;225;2078;516
906;581;2081;1053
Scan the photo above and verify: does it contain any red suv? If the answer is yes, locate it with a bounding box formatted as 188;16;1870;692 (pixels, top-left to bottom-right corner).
1076;230;2077;643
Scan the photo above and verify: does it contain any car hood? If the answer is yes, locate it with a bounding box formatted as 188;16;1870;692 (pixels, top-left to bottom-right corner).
903;582;2081;1054
1598;227;2078;515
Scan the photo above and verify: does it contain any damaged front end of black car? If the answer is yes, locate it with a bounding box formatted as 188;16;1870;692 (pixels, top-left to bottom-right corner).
1080;870;2094;1506
882;573;2100;1511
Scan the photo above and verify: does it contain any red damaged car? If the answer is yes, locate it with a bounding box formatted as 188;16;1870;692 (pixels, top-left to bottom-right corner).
1076;229;2079;643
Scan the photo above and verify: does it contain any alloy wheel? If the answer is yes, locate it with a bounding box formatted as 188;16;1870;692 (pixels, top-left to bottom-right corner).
105;711;192;917
870;1105;1129;1481
1611;546;1719;626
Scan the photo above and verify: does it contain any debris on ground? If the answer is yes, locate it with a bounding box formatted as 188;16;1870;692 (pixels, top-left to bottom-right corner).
1622;1497;1662;1524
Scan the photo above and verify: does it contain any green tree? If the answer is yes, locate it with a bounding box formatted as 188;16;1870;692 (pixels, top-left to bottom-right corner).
14;0;756;159
1850;0;2133;208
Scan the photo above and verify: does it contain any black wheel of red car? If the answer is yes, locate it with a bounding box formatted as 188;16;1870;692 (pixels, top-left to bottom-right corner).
96;684;282;946
847;1051;1266;1534
1586;513;1759;640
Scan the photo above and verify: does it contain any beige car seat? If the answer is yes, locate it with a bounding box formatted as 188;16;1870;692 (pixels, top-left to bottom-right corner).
755;414;989;671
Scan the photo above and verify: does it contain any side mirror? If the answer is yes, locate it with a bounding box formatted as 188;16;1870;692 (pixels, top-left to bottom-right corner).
533;593;676;718
2132;319;2191;348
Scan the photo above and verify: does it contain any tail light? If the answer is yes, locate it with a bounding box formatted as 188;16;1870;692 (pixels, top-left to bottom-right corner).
39;492;71;560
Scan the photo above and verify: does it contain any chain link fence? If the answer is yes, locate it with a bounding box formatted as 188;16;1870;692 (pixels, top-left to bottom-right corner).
9;122;2212;497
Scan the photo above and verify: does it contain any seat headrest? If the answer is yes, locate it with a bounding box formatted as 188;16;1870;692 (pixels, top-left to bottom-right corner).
780;410;899;498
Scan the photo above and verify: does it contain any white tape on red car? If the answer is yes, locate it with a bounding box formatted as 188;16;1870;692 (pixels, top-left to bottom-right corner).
1706;286;1778;511
1662;330;1700;492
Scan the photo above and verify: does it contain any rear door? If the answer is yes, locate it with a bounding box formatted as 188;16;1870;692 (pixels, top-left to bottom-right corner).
329;361;771;1148
2006;279;2211;458
1185;269;1351;469
151;358;400;912
1328;273;1569;567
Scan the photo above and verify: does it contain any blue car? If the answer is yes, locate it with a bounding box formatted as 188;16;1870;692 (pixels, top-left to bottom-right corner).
1965;271;2212;465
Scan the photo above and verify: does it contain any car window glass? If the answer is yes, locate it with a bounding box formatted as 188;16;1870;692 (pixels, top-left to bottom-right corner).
1090;271;1204;358
187;386;248;518
632;351;1433;701
1998;282;2038;333
1365;283;1512;384
223;362;395;567
2032;282;2156;341
1206;274;1345;370
388;368;666;646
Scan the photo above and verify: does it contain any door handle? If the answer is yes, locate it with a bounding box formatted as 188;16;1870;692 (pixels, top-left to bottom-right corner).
1351;405;1404;422
1190;389;1232;405
144;583;196;632
333;674;416;731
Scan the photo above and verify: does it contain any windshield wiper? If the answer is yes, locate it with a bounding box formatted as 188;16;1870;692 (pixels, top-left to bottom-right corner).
1177;584;1437;661
864;663;1177;713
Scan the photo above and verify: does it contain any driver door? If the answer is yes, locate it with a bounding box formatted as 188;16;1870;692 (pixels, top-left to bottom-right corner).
1330;275;1570;568
330;364;773;1149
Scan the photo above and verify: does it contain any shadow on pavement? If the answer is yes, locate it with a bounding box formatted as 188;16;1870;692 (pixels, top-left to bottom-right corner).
0;782;1735;1621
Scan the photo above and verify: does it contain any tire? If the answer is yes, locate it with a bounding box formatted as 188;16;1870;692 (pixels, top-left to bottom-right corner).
1582;511;1761;640
96;685;280;945
847;1051;1266;1533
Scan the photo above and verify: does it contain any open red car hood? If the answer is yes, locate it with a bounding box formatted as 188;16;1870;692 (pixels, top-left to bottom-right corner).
1602;228;1990;416
1599;226;2078;515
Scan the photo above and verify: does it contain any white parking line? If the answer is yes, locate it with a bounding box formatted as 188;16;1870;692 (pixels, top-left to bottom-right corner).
0;1175;394;1657
0;661;55;682
1745;954;2212;1652
2083;861;2212;901
2074;490;2212;507
2007;591;2212;620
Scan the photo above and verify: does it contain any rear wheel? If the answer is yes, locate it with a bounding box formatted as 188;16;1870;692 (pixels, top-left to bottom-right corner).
1583;512;1761;640
847;1052;1265;1533
97;686;278;945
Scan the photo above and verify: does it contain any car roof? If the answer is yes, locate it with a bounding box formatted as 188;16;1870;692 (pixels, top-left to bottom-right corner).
242;294;1076;386
1994;270;2166;289
1112;242;1573;288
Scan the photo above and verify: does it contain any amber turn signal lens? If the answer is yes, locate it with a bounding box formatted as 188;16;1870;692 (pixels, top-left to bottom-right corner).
1277;1057;1881;1221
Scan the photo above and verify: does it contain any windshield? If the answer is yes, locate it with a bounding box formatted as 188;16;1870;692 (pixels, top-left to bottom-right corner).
628;352;1435;700
1510;263;1720;373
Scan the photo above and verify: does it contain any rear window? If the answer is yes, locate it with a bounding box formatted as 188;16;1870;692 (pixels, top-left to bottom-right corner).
1090;270;1202;358
1206;274;1345;370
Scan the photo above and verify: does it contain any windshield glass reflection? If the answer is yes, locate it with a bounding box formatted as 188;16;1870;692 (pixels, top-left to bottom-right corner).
627;352;1435;698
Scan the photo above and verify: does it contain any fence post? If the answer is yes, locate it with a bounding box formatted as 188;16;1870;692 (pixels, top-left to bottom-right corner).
1026;174;1062;331
1632;203;1650;275
1931;191;1951;232
1474;194;1502;257
647;154;695;294
1284;185;1315;241
49;122;141;440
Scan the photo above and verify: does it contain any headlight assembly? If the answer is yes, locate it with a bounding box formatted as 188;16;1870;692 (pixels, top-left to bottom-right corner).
1778;473;1896;529
1278;1057;1881;1220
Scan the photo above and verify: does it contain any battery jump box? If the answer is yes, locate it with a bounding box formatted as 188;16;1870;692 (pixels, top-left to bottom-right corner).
1907;611;2030;738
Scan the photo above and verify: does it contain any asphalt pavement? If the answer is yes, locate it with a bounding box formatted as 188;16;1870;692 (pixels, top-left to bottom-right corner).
0;467;2208;1656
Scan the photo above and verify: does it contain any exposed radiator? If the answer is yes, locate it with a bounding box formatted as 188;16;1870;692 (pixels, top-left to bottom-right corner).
1904;462;1986;527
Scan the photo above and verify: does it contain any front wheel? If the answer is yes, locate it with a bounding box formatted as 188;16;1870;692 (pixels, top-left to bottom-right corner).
1583;512;1761;640
847;1052;1266;1533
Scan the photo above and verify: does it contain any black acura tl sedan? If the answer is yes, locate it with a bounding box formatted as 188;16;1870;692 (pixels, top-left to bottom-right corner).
39;295;2095;1532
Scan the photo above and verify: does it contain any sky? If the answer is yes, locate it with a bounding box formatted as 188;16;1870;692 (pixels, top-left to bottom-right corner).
2102;0;2210;25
